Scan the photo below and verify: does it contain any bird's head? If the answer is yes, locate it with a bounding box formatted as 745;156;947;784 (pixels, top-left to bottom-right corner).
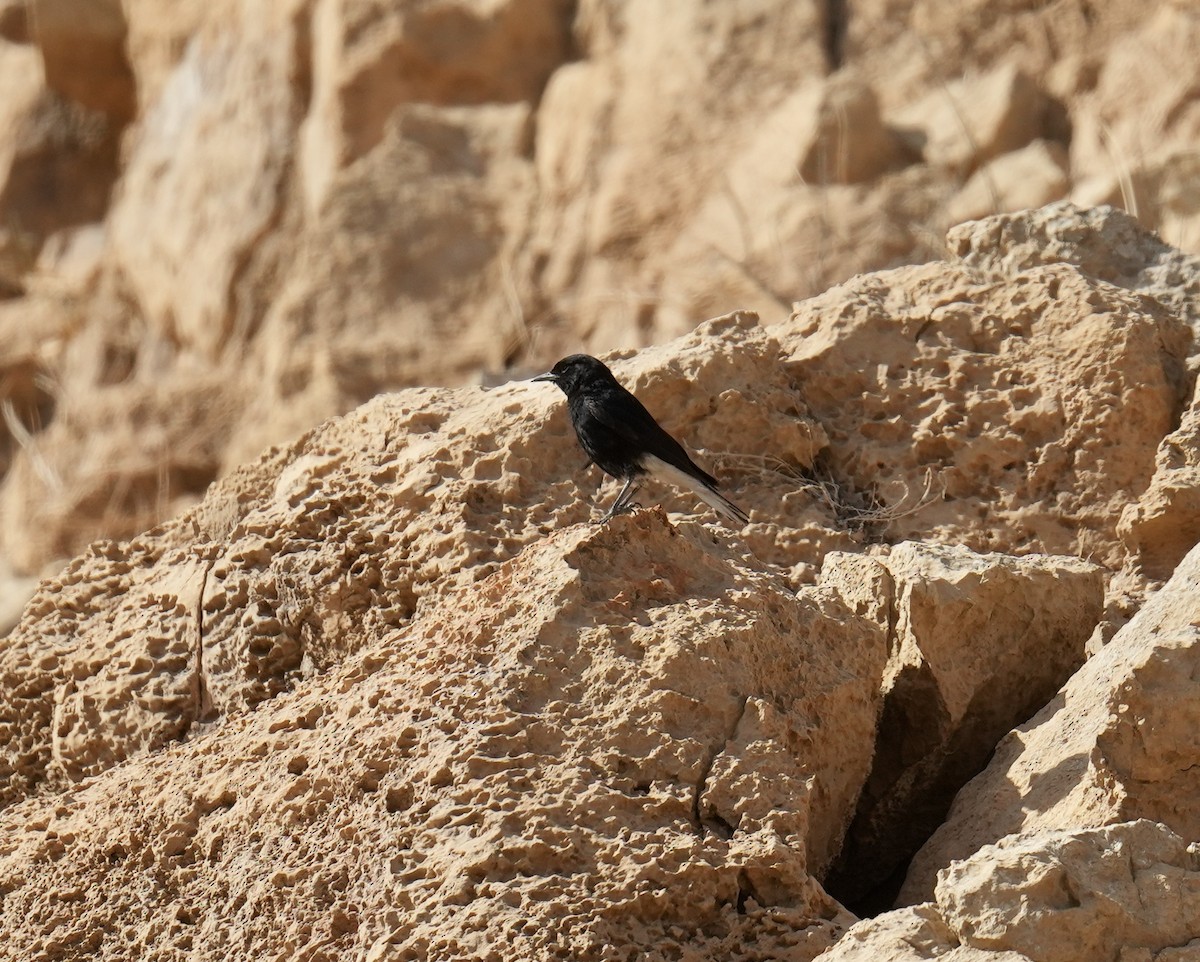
532;354;617;397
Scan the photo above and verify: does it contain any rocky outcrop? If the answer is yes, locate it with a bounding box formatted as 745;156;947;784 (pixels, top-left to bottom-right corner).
780;220;1192;571
821;544;1103;909
948;202;1200;333
0;0;1198;581
2;2;1200;956
820;821;1200;962
0;424;888;959
899;539;1200;905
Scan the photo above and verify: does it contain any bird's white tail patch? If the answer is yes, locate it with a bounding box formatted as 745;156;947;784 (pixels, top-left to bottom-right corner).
643;455;749;525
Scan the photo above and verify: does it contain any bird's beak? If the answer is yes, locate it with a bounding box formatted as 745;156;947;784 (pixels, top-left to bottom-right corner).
531;372;558;383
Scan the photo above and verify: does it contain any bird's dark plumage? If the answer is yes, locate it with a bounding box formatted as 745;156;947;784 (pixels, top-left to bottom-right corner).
533;354;749;525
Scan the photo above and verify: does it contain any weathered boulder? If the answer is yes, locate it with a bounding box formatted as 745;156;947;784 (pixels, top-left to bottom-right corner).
0;311;848;801
822;543;1103;908
1068;4;1200;249
821;821;1200;962
1121;375;1200;581
0;40;120;294
0;460;888;959
947;202;1200;332
900;540;1200;904
945;140;1069;225
107;0;307;357
28;0;136;122
780;250;1191;568
889;63;1059;174
299;0;572;213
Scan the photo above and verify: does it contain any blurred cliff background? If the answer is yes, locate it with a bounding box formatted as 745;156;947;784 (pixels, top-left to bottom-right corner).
0;0;1196;601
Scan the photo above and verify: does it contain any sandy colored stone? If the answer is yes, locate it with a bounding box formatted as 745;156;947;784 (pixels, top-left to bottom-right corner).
823;821;1200;962
0;312;858;802
237;99;539;466
107;0;305;358
889;63;1054;174
0;453;888;958
947;201;1200;332
0;366;240;573
823;543;1103;907
1120;374;1200;581
1067;4;1200;248
2;2;1199;581
779;254;1191;569
0;40;118;295
817;903;1031;961
900;540;1200;904
300;0;572;213
525;0;836;347
946;140;1069;226
0;309;859;581
939;821;1200;962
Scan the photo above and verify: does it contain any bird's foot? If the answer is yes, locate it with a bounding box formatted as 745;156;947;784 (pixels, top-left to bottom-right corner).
593;501;639;524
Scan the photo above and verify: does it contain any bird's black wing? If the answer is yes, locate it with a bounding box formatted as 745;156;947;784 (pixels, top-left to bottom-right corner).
582;386;719;488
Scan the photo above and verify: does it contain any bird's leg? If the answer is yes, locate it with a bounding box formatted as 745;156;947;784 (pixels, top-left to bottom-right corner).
598;477;639;522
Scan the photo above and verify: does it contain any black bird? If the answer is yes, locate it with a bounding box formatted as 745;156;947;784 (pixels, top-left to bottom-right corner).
533;354;749;525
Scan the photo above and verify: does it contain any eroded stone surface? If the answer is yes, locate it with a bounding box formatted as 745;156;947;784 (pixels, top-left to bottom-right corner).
821;821;1200;962
901;541;1200;904
0;508;885;961
781;255;1191;570
823;543;1103;907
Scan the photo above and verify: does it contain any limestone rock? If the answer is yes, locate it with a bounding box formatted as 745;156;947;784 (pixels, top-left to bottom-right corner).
947;201;1200;332
823;821;1200;962
946;140;1069;226
1121;375;1200;581
299;0;572;213
889;63;1055;174
108;0;306;357
1068;4;1200;249
0;435;888;959
238;99;538;466
823;543;1103;907
817;903;1024;961
741;74;907;189
900;540;1200;904
0;311;856;801
937;822;1200;962
525;0;834;347
780;254;1191;569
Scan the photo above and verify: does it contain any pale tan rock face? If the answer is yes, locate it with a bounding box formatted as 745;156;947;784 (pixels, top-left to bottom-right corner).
945;140;1069;226
822;821;1200;962
0;38;121;296
108;0;307;357
1121;375;1200;582
889;63;1056;175
947;202;1200;332
781;254;1191;570
900;540;1200;905
0;506;886;960
0;312;856;804
300;0;572;213
822;543;1103;907
1;0;1199;577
